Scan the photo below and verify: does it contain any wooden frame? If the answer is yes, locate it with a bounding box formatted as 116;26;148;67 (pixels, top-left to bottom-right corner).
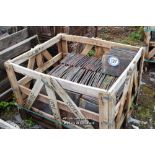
144;27;155;60
5;33;144;129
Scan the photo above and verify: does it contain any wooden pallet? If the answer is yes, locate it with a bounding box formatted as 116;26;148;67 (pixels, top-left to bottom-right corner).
0;28;39;101
4;34;144;129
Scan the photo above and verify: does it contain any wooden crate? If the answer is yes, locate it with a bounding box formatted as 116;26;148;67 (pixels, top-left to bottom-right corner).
4;34;144;129
144;26;155;61
0;28;39;101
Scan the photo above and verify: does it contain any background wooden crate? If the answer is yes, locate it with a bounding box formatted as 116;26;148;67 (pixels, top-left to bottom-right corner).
0;28;39;101
4;34;144;129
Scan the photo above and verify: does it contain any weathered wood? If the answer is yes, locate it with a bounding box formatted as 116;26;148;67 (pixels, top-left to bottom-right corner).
12;62;107;98
115;71;132;128
62;34;140;51
0;28;28;51
36;54;44;68
0;77;11;94
108;94;116;128
0;35;37;61
4;61;24;104
0;119;18;129
42;77;94;129
148;47;155;59
81;44;93;55
0;88;12;101
26;78;44;109
95;46;102;58
10;34;62;64
42;50;53;60
5;34;143;129
99;93;109;129
31;107;82;129
61;40;68;57
18;53;62;86
44;77;62;128
19;85;99;122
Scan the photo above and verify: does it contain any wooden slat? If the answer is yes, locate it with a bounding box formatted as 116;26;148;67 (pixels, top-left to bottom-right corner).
0;35;37;60
95;46;102;58
81;44;93;55
61;40;68;57
11;62;107;98
42;50;53;60
148;47;155;59
108;94;116;128
4;61;24;104
31;107;82;129
0;28;28;51
19;85;99;122
45;77;62;128
62;34;140;51
0;119;18;129
36;54;44;68
10;34;62;64
99;93;109;129
115;73;131;128
42;77;94;129
26;78;44;109
18;53;62;86
0;78;11;94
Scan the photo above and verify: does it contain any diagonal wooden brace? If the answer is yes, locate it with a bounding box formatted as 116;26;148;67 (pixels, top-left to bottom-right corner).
44;77;62;128
26;78;44;109
41;76;94;129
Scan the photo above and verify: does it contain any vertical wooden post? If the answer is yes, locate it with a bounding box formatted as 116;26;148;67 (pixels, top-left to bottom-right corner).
95;46;102;58
99;93;109;129
108;94;116;129
5;61;24;104
135;48;145;104
61;40;68;57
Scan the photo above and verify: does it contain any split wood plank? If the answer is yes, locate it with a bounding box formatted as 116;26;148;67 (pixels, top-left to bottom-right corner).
26;78;44;109
81;44;93;55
